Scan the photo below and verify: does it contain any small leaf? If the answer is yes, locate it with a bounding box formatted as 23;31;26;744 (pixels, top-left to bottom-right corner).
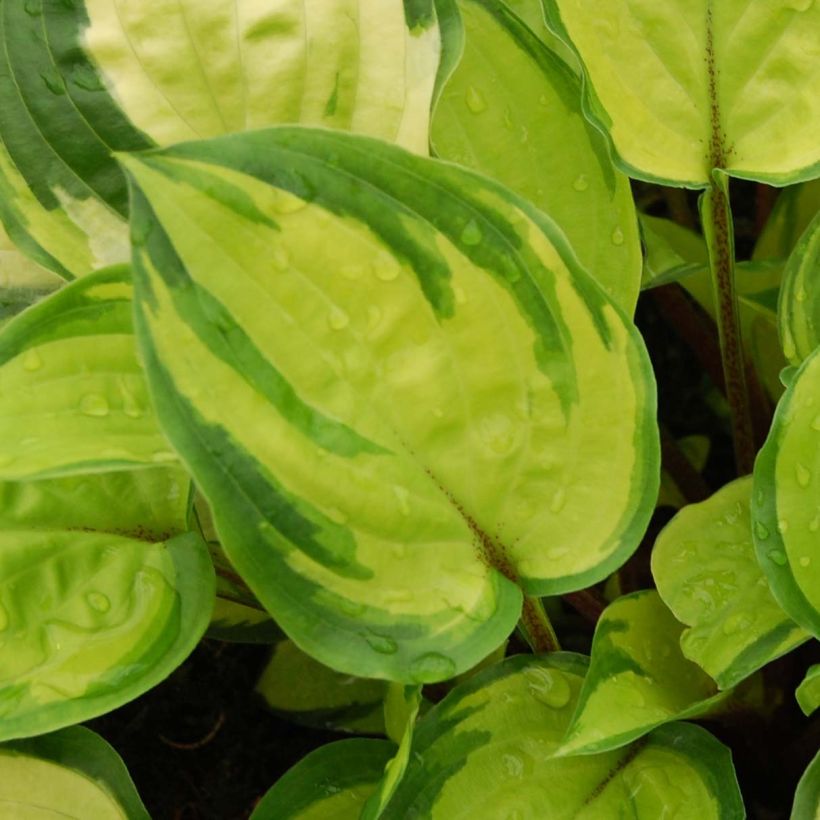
0;265;175;480
379;654;744;818
558;590;727;756
0;530;214;741
779;210;820;365
122;126;659;683
639;214;708;290
653;477;809;689
753;345;820;639
543;1;820;186
250;738;397;820
792;750;820;820
796;664;820;716
433;0;641;313
256;640;387;735
0;726;149;819
754;179;820;262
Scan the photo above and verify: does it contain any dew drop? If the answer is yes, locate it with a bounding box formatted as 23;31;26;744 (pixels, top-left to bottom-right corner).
70;63;104;92
799;556;811;568
375;262;399;282
410;652;455;683
810;514;820;532
549;488;567;514
460;219;483;246
119;380;143;418
796;286;808;302
24;0;42;15
524;667;571;708
502;753;524;777
767;549;788;566
572;174;589;192
41;71;66;95
722;610;752;635
338;598;366;617
811;414;820;432
796;463;812;487
539;94;550;107
0;602;8;632
327;307;350;331
22;350;42;371
86;591;111;613
777;519;790;533
365;632;398;655
326;507;348;525
465;85;487;114
754;521;770;540
392;484;411;516
611;227;625;246
79;393;110;417
547;545;570;559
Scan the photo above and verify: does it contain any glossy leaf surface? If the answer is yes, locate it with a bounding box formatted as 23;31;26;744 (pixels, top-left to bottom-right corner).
123;126;659;683
792;750;820;820
0;265;175;480
559;591;726;756
380;654;744;818
753;345;820;639
543;1;820;186
0;726;149;819
257;640;387;735
796;664;820;716
653;477;808;689
780;210;820;365
0;0;447;278
432;0;641;313
250;738;397;820
0;530;214;741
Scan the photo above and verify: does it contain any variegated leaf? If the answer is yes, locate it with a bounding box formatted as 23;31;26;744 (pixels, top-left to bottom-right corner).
558;590;728;756
0;0;452;278
122;127;659;683
543;1;820;186
0;529;214;741
379;654;744;818
0;726;149;819
653;477;809;689
753;345;820;639
432;0;641;313
0;264;175;480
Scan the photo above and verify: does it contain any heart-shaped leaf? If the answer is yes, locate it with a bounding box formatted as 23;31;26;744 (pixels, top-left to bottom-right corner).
250;738;397;820
653;477;808;689
543;1;820;186
0;0;453;279
432;0;641;313
796;664;820;716
753;345;820;639
558;590;727;756
379;654;744;818
0;264;176;480
0;529;214;741
0;726;149;819
780;210;820;365
120;126;659;682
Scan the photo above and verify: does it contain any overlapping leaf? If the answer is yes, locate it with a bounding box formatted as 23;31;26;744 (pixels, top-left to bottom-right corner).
432;0;641;313
780;210;820;365
0;726;149;819
543;0;820;186
793;750;820;820
753;345;820;639
0;0;452;278
0;264;175;480
796;664;820;716
379;654;744;818
122;126;659;683
754;180;820;262
558;591;727;756
653;477;808;689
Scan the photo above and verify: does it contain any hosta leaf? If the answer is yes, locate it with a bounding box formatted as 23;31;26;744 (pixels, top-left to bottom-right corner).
796;663;820;716
502;0;580;71
0;467;190;540
256;639;387;735
207;599;281;645
122;127;659;683
558;590;726;756
379;654;744;818
780;210;820;365
0;529;214;741
639;215;708;290
793;750;820;820
432;0;641;313
754;179;820;261
250;738;397;820
0;264;176;480
543;1;820;186
0;0;450;279
652;477;809;690
0;726;149;820
753;345;820;639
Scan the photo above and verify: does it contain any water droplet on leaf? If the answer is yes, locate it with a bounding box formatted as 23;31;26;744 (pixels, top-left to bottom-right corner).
767;549;788;566
524;666;571;708
86;592;111;613
465;85;487;114
410;653;455;683
460;219;483;246
366;632;398;655
796;463;812;487
80;393;110;417
327;307;349;330
754;521;770;540
573;174;589;192
611;227;625;246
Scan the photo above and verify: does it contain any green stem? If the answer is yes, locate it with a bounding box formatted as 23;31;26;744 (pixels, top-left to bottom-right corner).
700;174;756;475
519;596;560;654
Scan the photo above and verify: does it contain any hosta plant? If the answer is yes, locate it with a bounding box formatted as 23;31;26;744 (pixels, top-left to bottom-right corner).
0;0;818;817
